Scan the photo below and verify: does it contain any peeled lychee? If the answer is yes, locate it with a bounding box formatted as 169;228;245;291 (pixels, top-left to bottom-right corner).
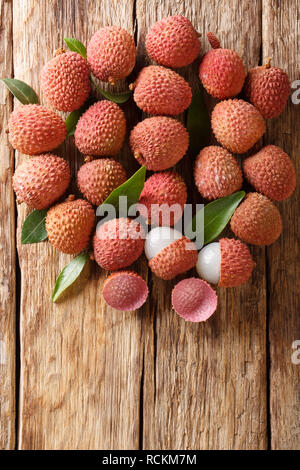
130;117;189;171
146;15;201;68
130;65;192;116
144;227;198;280
93;218;145;271
196;238;254;287
230;192;282;246
211;99;266;154
244;59;290;119
41;50;90;112
102;271;148;311
77;158;127;206
199;33;246;99
138;171;187;226
87;26;136;84
13;154;70;209
194;146;243;200
7;104;66;155
243;145;296;201
74;101;126;156
172;278;218;322
46;195;95;254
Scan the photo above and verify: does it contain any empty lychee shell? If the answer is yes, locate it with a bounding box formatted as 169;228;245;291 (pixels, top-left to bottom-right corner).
172;278;218;322
102;271;149;311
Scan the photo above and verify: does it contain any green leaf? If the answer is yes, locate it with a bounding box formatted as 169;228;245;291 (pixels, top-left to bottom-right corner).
90;75;132;104
65;109;80;136
1;78;39;104
21;210;48;244
102;166;146;212
64;37;86;58
52;253;90;303
187;88;210;158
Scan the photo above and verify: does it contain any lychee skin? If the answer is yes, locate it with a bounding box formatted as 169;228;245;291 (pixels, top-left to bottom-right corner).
74;101;126;156
172;278;218;322
87;26;136;84
77;158;127;206
243;145;296;201
130;117;189;171
219;238;254;287
7;104;66;155
146;15;201;68
93;218;145;271
244;65;290;119
230;192;282;246
194;146;243;200
138;171;187;226
211;99;266;154
13;154;70;210
131;65;192;116
46;197;95;254
41;51;91;112
102;271;148;311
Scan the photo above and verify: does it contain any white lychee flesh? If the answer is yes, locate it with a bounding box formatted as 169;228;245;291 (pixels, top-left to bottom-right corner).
196;242;221;284
144;226;182;260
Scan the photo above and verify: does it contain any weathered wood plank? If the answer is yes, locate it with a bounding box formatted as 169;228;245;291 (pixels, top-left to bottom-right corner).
137;0;268;450
262;0;300;450
0;0;16;450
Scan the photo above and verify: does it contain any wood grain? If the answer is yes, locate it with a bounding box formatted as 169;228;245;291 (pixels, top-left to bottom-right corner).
0;0;16;450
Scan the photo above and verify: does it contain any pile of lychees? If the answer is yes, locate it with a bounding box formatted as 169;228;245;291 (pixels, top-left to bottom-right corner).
7;16;296;321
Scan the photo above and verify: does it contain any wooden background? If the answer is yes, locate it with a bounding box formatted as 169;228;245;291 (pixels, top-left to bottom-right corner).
0;0;299;450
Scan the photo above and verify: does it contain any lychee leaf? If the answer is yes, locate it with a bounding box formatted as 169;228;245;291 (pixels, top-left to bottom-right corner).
64;37;86;58
187;88;210;158
52;253;90;303
1;78;39;105
65;110;80;136
21;209;48;244
91;75;132;104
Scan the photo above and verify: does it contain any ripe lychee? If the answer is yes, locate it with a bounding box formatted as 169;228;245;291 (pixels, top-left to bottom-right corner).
172;278;218;322
74;101;126;156
130;117;189;171
243;145;296;201
93;218;145;271
194;146;243;200
130;65;192;116
41;50;91;112
87;26;136;84
77;158;127;206
13;154;70;210
244;59;290;119
102;271;148;311
196;238;254;287
199;33;246;99
144;227;198;280
211;99;266;154
46;195;95;254
145;15;201;68
230;192;282;246
7;104;66;155
138;171;187;226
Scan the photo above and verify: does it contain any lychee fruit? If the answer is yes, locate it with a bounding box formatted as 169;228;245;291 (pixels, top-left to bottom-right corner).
41;50;91;112
93;217;145;271
211;99;266;154
199;33;246;99
46;195;95;254
7;104;66;155
145;15;201;68
144;226;198;280
74;101;126;156
243;145;296;201
130;65;192;116
87;26;136;84
77;158;127;206
172;278;218;322
130;117;189;171
244;59;290;119
194;146;243;200
230;192;282;246
102;271;148;311
196;238;254;287
138;171;187;226
13;154;70;209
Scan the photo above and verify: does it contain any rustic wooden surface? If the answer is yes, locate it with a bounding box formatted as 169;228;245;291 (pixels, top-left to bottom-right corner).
0;0;299;450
